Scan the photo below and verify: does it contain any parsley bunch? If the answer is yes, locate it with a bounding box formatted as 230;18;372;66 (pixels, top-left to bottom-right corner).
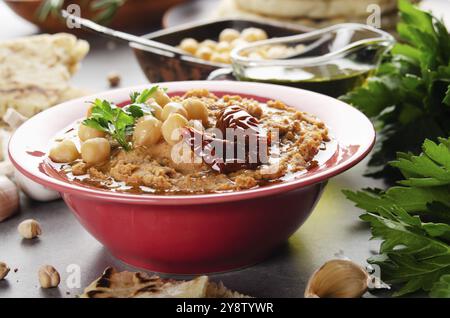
82;86;159;150
341;0;450;183
344;137;450;297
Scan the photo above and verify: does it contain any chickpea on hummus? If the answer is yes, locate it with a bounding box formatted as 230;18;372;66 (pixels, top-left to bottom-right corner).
49;86;329;194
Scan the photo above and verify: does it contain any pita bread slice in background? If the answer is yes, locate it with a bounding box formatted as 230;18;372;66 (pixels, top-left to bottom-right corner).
234;0;397;19
217;0;405;31
0;33;89;118
81;267;249;298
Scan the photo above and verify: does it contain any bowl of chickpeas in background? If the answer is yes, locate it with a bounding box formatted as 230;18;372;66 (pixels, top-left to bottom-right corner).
131;19;310;82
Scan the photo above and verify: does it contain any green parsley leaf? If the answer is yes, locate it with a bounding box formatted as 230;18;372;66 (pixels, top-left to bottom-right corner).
82;86;163;151
340;0;450;183
430;275;450;298
344;137;450;297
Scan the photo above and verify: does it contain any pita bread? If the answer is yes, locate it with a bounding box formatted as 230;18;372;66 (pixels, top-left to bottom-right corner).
80;267;249;298
217;0;399;30
0;33;89;118
235;0;397;19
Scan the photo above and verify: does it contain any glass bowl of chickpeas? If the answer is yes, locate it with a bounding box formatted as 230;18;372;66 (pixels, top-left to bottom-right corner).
131;19;310;82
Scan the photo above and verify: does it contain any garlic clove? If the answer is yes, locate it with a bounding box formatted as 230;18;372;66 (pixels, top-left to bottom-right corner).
0;176;19;222
2;108;28;130
0;161;14;177
0;128;12;162
305;259;369;298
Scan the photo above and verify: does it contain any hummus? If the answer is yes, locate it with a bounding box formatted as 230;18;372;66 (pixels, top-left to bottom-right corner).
51;88;329;195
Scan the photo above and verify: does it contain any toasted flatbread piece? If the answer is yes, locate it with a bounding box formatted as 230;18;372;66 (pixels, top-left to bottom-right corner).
0;33;89;118
81;267;249;298
235;0;397;19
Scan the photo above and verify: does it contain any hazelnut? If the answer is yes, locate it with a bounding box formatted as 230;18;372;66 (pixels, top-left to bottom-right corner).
38;265;60;289
107;72;121;88
0;262;10;280
17;219;42;239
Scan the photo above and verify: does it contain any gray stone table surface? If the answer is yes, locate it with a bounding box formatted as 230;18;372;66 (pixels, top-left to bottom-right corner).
0;2;386;298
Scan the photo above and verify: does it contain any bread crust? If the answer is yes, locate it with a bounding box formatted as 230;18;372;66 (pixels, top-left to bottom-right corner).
235;0;397;19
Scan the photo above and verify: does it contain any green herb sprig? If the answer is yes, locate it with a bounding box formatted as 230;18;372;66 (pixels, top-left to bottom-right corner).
82;86;160;151
344;137;450;297
37;0;126;25
341;0;450;183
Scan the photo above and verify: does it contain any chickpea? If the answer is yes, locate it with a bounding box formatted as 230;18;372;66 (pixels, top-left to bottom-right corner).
182;98;209;125
248;51;264;60
200;39;217;50
153;88;171;107
230;38;248;49
195;46;213;61
179;38;198;54
78;124;106;142
162;113;188;145
81;138;111;165
210;52;231;64
49;140;80;163
241;27;268;42
216;41;231;53
266;45;287;59
133;115;162;147
146;100;163;120
161;102;188;121
219;28;240;43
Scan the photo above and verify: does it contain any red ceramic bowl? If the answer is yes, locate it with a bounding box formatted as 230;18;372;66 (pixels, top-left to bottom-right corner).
9;81;375;274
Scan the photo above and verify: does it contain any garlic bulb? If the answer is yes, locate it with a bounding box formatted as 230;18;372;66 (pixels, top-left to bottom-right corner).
0;176;19;222
304;259;370;298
